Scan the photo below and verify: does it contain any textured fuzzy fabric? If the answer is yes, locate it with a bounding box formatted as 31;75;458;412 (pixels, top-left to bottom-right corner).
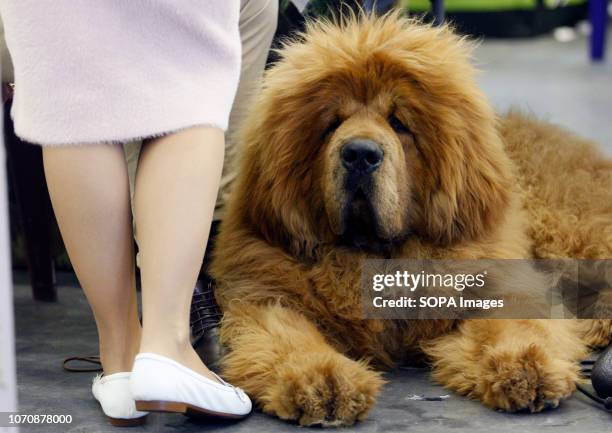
0;0;241;145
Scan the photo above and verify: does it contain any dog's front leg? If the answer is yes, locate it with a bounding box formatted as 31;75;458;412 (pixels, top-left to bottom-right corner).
423;319;587;412
219;303;384;427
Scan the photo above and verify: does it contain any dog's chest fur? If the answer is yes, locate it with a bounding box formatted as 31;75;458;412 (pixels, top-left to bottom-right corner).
299;245;465;366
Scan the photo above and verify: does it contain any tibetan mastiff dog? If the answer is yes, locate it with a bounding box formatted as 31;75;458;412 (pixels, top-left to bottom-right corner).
211;13;612;426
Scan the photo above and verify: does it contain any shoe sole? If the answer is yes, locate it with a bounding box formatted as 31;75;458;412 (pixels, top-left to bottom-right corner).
135;400;247;419
107;415;148;427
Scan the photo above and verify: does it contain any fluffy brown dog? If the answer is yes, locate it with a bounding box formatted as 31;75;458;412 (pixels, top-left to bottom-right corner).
211;13;612;426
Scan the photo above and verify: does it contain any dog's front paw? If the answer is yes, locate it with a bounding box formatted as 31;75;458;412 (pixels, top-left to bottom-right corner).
261;352;384;427
474;344;578;412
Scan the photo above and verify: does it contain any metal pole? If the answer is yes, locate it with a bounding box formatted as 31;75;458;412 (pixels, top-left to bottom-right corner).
589;0;608;61
431;0;445;26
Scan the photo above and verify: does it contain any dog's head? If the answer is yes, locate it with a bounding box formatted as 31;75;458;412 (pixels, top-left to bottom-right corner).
232;13;513;257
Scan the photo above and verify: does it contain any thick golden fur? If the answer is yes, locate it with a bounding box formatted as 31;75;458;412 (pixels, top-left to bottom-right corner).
211;13;612;426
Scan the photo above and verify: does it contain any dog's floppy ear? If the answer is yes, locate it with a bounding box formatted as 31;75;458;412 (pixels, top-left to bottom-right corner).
379;19;515;245
418;106;514;245
226;80;326;259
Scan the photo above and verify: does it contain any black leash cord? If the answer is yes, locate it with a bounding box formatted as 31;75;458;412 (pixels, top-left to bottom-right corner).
62;355;102;373
576;384;612;410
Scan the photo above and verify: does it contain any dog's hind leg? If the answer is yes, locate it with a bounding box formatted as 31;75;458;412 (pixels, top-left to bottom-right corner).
503;114;612;348
219;303;384;427
578;318;612;348
576;263;612;347
423;319;587;412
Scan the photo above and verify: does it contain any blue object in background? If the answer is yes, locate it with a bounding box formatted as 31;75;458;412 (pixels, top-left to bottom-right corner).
590;0;608;61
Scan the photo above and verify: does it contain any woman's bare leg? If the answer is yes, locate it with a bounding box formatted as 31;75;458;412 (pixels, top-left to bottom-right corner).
134;127;224;379
43;144;141;375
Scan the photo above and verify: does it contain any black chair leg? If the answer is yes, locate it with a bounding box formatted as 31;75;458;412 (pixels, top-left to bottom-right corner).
4;99;57;302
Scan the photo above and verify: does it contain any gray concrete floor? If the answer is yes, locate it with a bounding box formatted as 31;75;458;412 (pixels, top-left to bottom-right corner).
476;32;612;155
13;30;612;433
12;280;611;433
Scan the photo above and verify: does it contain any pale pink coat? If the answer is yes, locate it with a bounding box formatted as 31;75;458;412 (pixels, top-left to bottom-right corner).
0;0;241;145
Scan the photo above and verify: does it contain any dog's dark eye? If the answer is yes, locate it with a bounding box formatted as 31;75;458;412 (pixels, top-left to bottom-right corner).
389;115;411;135
322;118;342;139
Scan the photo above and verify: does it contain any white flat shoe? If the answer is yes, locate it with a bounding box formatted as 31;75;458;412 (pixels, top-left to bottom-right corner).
130;353;252;419
92;372;149;427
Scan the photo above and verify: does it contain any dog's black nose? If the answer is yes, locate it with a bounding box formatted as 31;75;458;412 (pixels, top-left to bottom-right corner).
341;139;383;174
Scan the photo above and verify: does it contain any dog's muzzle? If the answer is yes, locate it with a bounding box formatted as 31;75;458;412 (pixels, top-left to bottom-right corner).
337;138;387;248
341;138;383;189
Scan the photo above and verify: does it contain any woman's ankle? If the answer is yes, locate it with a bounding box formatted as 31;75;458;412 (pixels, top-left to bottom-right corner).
98;326;142;374
138;339;193;362
139;324;192;355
